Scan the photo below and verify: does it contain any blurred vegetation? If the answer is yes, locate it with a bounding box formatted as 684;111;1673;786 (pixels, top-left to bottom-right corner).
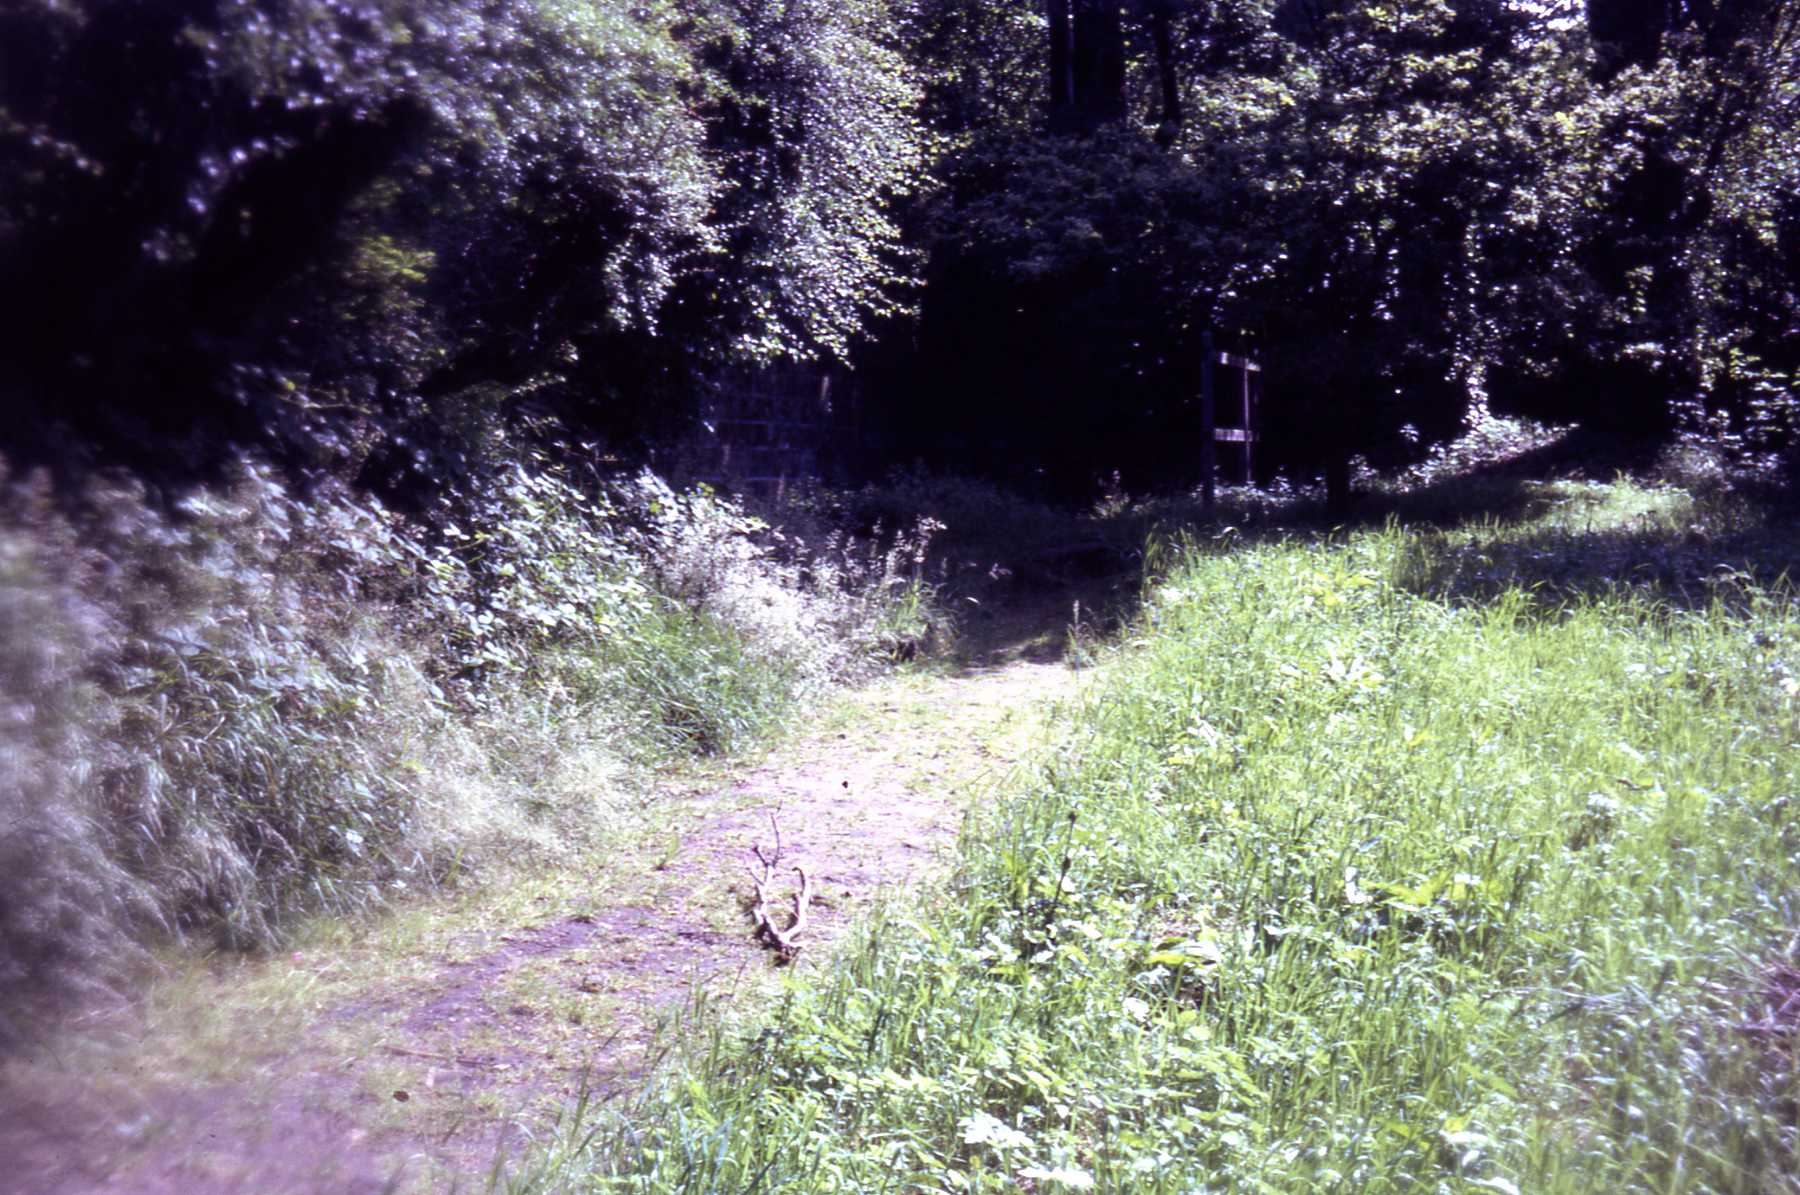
0;457;944;1037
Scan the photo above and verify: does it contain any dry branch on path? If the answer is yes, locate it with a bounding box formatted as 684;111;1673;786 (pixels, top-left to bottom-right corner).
747;812;815;961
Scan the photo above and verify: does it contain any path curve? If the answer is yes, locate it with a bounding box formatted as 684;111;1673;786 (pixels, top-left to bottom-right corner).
0;657;1077;1195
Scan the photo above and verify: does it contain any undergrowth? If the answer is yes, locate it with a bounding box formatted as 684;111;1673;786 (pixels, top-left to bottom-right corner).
503;480;1800;1194
0;457;940;1034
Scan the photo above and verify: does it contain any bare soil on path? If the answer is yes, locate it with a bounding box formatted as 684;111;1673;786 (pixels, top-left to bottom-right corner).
0;638;1082;1195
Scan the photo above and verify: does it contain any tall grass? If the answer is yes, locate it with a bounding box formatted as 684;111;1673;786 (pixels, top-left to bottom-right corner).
1;465;452;1024
505;487;1800;1194
0;458;938;1032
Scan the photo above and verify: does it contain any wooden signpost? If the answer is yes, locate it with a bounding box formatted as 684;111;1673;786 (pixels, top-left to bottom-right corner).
1200;330;1261;515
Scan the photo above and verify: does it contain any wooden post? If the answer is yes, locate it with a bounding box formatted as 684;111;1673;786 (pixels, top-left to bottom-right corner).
1200;330;1216;516
1239;355;1254;485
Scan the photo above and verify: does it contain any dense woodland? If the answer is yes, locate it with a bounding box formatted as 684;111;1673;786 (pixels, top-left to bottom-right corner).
3;0;1797;509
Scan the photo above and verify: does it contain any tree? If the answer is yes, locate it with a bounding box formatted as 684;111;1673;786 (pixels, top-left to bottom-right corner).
886;0;1564;503
1202;0;1538;504
668;0;924;365
0;0;925;506
1485;0;1800;451
884;0;1241;497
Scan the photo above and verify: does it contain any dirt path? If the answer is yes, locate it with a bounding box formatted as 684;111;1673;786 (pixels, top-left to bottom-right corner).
0;654;1080;1195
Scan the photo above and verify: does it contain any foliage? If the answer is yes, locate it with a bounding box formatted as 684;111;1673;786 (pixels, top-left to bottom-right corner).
0;462;449;1027
7;0;1798;508
1374;400;1574;492
682;0;925;362
894;0;1542;499
897;0;1042;142
900;129;1225;494
0;0;923;501
1208;0;1533;489
0;455;936;1026
882;0;1800;501
504;483;1800;1193
1482;1;1800;448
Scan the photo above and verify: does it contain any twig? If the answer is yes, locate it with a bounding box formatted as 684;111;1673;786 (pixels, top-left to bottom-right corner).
747;812;815;962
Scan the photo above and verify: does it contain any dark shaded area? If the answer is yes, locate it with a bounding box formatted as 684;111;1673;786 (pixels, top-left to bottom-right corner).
3;0;1798;523
0;0;920;520
884;417;1800;677
0;0;694;505
950;549;1146;671
1394;516;1800;614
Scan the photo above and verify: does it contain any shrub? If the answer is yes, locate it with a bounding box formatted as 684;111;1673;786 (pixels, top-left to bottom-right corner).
0;524;153;1035
649;473;954;670
0;453;934;1026
424;465;944;751
0;464;449;1027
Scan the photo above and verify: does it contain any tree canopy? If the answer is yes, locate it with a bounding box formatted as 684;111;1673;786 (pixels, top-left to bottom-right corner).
889;0;1799;500
3;0;1797;506
1;0;921;502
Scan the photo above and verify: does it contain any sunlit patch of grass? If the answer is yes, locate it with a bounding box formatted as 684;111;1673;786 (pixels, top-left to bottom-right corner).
1394;477;1800;613
500;484;1800;1195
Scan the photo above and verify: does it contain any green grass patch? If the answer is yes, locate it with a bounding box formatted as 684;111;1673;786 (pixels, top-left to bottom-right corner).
505;488;1800;1194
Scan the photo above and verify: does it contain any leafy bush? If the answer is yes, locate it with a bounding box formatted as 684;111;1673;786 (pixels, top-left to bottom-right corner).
0;463;446;1028
427;466;945;750
1378;399;1574;492
2;0;924;502
676;475;959;665
818;469;1138;615
0;454;927;1028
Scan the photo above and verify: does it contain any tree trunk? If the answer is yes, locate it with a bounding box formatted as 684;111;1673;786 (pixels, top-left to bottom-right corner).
1071;0;1125;127
1326;455;1352;515
1047;0;1073;117
1047;0;1125;132
1150;3;1181;145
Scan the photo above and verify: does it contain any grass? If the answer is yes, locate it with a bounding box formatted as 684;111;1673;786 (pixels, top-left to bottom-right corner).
0;457;952;1031
499;478;1800;1194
